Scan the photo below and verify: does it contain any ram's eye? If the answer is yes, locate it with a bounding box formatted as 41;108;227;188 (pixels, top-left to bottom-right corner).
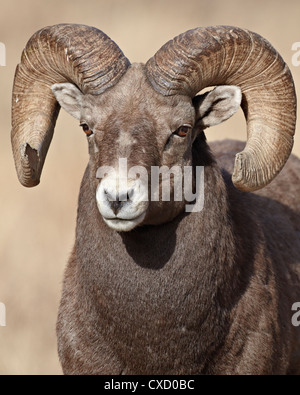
174;125;191;137
80;123;93;137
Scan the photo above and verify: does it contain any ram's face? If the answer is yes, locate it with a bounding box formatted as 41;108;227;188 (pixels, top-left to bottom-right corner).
52;63;242;231
53;64;195;231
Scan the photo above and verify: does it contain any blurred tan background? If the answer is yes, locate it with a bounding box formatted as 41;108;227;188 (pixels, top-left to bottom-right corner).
0;0;299;375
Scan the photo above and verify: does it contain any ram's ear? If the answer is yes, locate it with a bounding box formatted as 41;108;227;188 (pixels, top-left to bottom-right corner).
51;83;83;120
194;86;242;129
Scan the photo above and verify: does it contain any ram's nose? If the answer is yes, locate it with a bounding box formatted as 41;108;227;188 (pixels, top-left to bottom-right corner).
96;175;149;231
104;189;133;215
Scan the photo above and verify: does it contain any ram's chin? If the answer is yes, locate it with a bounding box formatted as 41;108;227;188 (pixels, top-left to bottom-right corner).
102;212;146;232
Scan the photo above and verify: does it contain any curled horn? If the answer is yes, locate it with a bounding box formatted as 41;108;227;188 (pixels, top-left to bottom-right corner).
146;26;297;192
11;24;130;187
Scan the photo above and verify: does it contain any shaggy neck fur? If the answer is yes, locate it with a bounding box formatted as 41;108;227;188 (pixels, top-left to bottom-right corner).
69;135;252;374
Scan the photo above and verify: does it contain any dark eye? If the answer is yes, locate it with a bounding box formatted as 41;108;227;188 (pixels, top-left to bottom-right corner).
80;123;93;137
173;125;191;137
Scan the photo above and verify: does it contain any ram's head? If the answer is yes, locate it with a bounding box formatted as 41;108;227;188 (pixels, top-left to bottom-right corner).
11;25;296;231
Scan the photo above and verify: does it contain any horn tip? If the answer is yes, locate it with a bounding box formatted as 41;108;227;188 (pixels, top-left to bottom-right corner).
14;142;42;188
232;151;264;192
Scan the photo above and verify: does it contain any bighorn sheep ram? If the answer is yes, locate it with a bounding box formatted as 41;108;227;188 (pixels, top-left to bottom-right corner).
11;24;300;375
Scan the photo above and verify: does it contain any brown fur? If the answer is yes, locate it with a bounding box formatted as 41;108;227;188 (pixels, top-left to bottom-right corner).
57;135;300;375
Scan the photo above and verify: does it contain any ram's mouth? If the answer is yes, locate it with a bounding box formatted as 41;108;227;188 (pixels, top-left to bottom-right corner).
102;211;147;232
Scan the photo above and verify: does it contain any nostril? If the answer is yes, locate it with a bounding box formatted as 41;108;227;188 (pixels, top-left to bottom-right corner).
104;189;116;202
127;188;134;201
